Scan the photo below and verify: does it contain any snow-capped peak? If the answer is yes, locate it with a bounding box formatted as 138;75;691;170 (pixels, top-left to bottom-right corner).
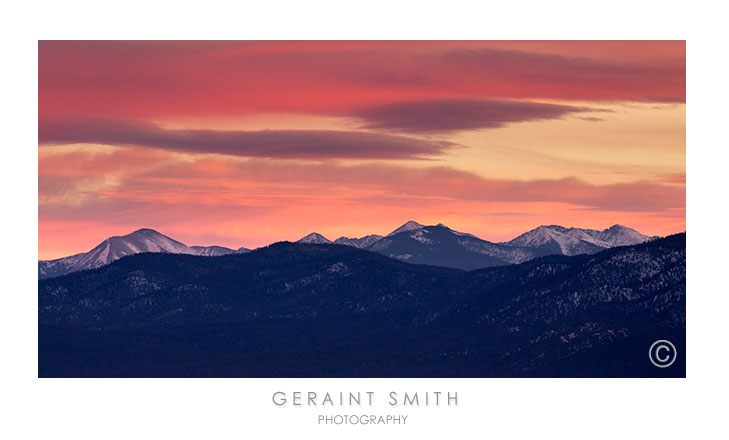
297;233;332;244
387;221;425;237
39;223;659;279
38;228;238;279
506;224;654;256
333;234;383;249
596;224;656;246
94;228;191;260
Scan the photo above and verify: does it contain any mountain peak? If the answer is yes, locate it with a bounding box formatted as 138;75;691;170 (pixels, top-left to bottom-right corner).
297;233;332;244
596;224;652;246
387;221;425;237
333;234;383;249
607;224;629;230
129;228;165;236
38;228;240;279
537;225;569;233
507;224;653;255
39;223;660;279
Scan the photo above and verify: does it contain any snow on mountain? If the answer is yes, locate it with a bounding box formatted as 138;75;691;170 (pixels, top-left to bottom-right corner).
505;225;599;256
296;233;332;244
39;223;660;278
507;225;568;247
386;221;424;237
367;224;536;269
505;224;654;256
189;245;236;256
595;224;657;247
366;223;659;269
332;222;470;249
410;229;434;244
333;234;383;249
39;228;243;279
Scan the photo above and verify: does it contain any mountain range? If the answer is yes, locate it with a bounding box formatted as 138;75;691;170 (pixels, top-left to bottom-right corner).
38;233;685;377
39;222;656;278
38;228;250;279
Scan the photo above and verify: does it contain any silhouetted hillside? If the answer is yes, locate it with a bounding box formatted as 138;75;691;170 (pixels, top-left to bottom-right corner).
39;234;685;377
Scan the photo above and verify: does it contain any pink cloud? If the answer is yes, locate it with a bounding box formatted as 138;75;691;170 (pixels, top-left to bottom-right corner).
39;41;685;121
39;119;454;159
352;98;599;133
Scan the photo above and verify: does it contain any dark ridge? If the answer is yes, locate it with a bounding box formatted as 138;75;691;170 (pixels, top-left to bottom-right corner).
39;234;685;378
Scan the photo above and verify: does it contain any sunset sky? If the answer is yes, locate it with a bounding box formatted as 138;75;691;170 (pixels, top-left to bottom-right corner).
38;41;685;260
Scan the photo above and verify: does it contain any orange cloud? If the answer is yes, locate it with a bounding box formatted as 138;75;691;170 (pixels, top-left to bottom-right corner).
37;41;685;260
39;41;685;121
39;149;685;259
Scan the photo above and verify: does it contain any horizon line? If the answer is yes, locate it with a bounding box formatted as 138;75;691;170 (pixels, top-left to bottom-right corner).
38;221;686;262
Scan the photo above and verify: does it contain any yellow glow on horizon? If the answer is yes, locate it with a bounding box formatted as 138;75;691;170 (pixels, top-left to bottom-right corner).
447;102;685;185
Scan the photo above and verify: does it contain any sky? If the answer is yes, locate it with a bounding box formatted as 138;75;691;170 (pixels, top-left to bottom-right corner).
38;41;685;260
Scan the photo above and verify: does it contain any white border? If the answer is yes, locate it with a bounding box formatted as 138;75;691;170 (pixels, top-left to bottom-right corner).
4;1;727;439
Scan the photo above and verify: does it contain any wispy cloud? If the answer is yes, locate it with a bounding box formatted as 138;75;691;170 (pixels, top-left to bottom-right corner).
39;119;455;159
39;41;685;121
352;98;599;133
40;149;685;213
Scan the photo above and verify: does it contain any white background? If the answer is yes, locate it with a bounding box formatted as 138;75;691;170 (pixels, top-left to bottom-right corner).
2;1;727;439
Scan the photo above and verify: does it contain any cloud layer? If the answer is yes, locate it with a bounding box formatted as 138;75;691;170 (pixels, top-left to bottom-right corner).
39;119;454;159
353;99;596;133
37;41;686;259
40;149;685;215
38;149;685;259
39;41;685;121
